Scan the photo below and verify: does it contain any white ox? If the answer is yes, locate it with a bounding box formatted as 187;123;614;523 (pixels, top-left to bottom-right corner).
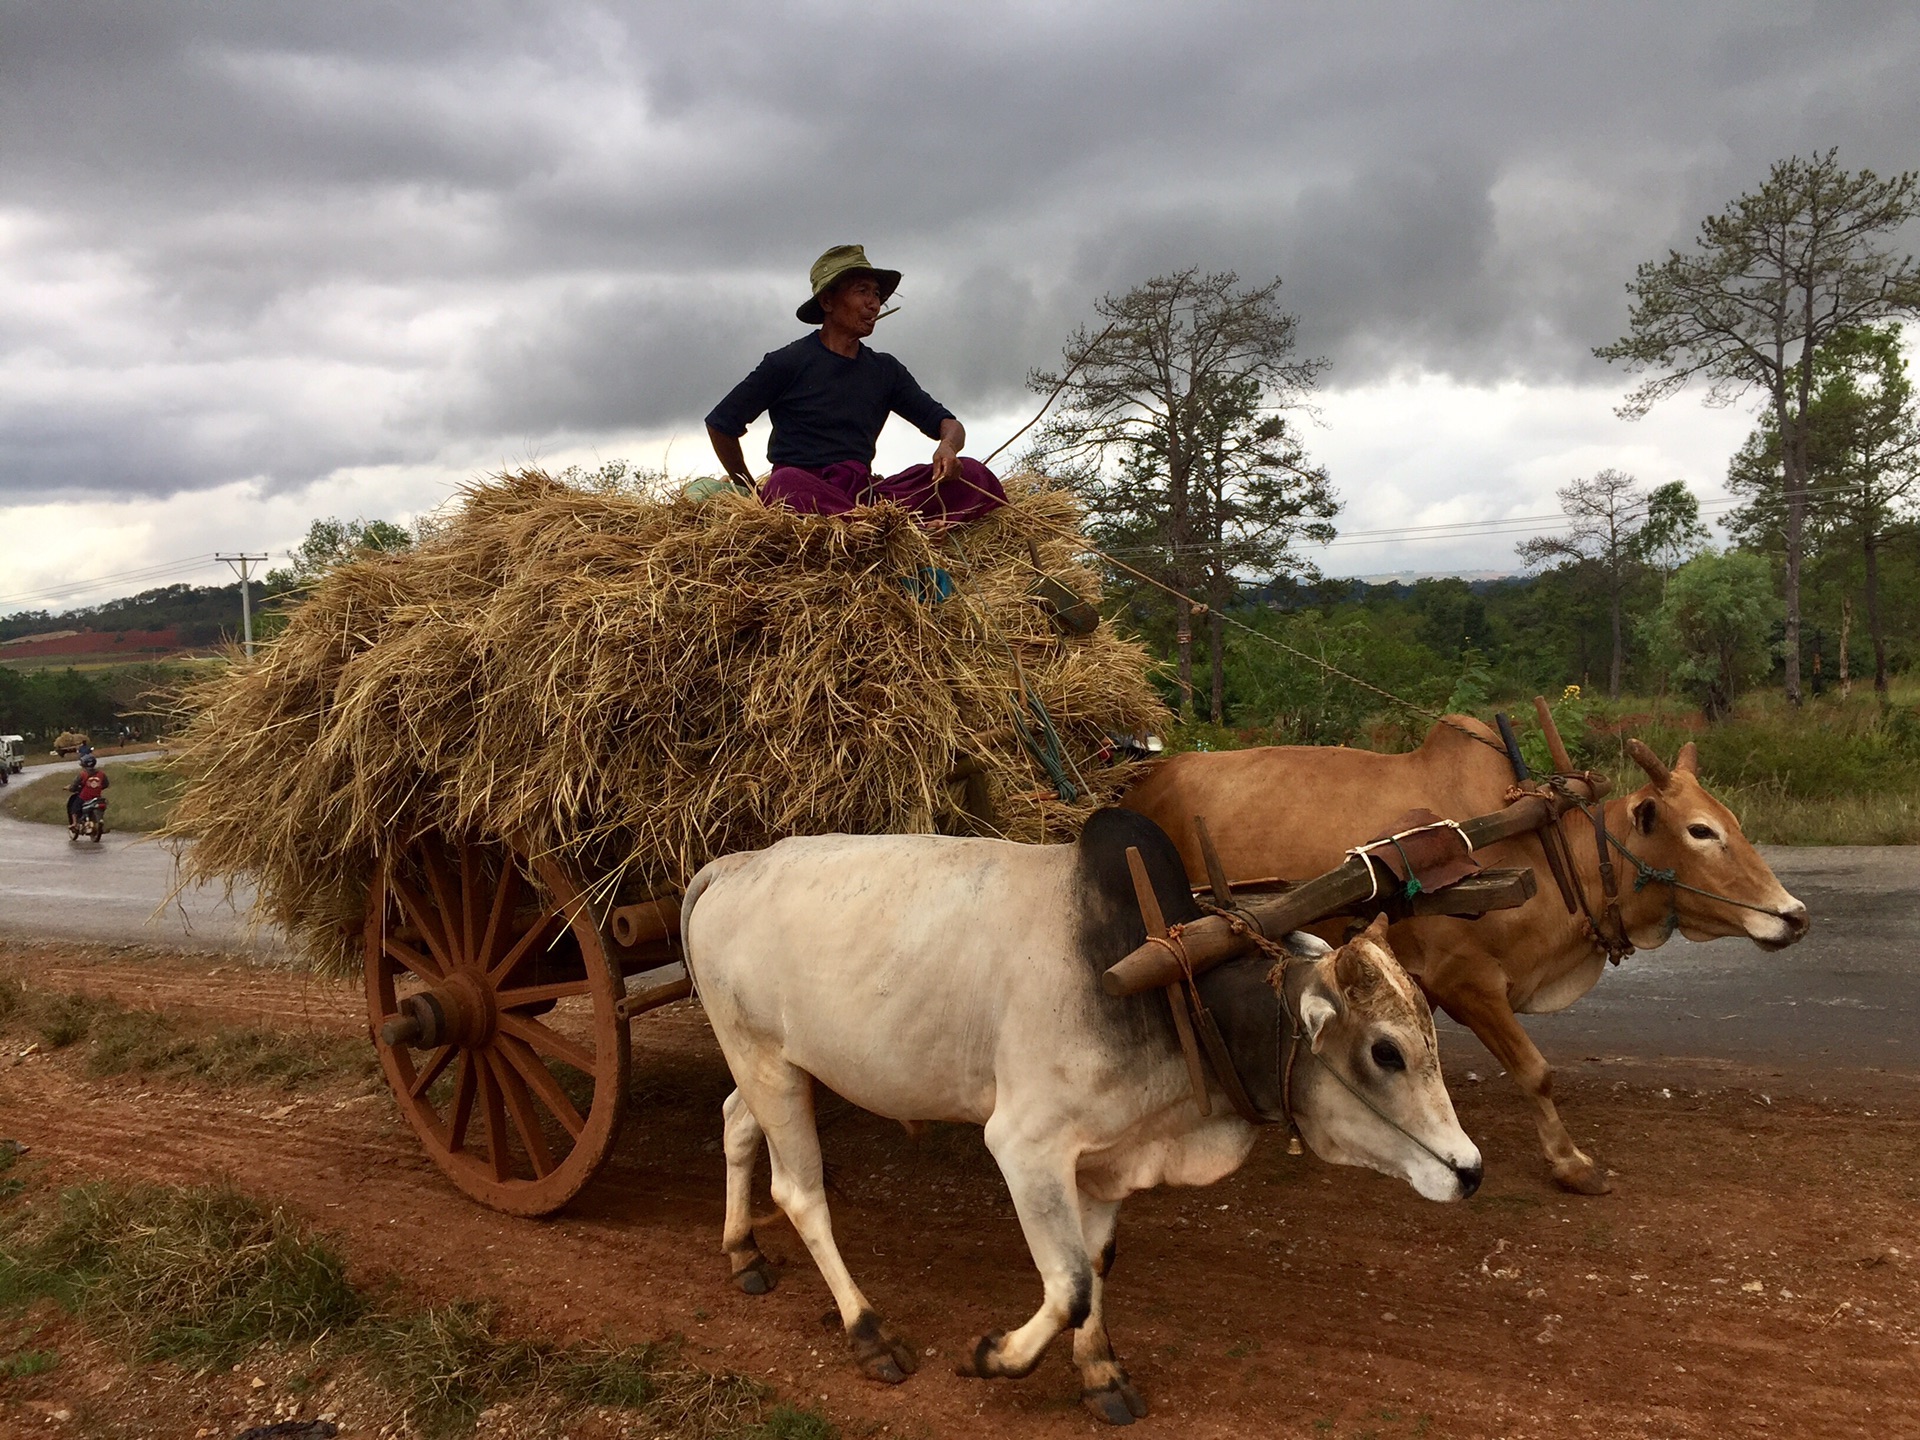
683;808;1482;1425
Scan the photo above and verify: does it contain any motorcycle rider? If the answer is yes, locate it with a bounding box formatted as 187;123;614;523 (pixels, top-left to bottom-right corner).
67;753;109;836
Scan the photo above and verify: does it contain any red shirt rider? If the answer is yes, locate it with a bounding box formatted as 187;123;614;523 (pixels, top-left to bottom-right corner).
67;759;108;822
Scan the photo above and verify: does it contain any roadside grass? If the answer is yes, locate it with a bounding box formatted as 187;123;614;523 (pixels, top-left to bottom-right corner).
0;1173;824;1439
1;1345;58;1378
1;760;183;832
0;1183;363;1364
0;978;374;1091
1580;688;1920;845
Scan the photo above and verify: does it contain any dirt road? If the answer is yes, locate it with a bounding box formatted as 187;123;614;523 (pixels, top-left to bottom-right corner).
2;941;1917;1439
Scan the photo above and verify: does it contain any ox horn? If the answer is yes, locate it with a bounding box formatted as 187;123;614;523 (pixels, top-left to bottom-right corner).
1625;738;1671;789
1675;741;1699;776
1334;913;1392;992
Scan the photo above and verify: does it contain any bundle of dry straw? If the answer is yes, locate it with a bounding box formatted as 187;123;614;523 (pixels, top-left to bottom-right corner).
165;470;1169;974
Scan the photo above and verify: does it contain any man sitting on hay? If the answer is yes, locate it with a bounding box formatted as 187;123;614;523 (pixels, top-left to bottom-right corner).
705;245;1007;525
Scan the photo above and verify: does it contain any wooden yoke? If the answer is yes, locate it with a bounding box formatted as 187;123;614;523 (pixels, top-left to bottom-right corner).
1103;797;1553;998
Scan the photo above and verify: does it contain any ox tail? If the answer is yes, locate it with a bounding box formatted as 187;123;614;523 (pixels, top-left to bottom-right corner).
676;859;730;999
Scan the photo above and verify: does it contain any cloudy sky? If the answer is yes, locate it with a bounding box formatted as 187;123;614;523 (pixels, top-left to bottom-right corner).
3;1;1916;612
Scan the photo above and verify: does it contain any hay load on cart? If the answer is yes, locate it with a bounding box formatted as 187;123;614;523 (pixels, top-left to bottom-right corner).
164;469;1170;1211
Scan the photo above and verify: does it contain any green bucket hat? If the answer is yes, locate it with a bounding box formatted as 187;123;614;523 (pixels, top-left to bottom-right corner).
796;244;901;325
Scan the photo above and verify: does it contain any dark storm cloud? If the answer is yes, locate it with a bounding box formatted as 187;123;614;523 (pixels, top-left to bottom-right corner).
2;0;1917;501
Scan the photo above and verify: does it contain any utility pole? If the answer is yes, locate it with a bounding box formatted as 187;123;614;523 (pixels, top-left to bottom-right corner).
215;553;269;658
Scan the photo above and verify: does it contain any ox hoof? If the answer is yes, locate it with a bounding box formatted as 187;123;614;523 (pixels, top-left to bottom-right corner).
1081;1381;1149;1425
733;1264;775;1295
847;1312;918;1385
725;1259;771;1305
953;1331;1007;1379
1553;1160;1612;1196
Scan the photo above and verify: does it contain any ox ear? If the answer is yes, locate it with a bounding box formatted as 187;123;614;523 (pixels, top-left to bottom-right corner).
1299;987;1340;1054
1632;796;1658;836
1626;738;1672;790
1674;741;1699;776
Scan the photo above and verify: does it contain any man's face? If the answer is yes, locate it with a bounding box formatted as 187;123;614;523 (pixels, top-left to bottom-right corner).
820;274;883;336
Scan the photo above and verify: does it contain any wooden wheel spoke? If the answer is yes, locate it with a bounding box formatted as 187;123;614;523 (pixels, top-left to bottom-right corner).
422;845;464;965
497;1012;597;1075
496;1034;586;1139
446;1053;478;1154
478;860;523;971
390;874;457;976
486;908;566;986
383;934;444;983
408;1045;456;1099
494;979;592;1009
458;843;481;964
477;1056;511;1181
490;1050;555;1177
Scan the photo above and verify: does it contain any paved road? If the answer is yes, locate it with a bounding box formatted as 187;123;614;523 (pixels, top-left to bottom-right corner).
12;749;166;785
0;770;284;955
1477;846;1920;1079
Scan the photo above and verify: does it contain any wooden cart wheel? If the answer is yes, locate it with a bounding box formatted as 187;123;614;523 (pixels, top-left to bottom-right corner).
364;833;629;1216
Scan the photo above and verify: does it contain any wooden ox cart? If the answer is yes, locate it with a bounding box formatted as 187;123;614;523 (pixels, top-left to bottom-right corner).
167;475;1604;1218
363;721;1598;1216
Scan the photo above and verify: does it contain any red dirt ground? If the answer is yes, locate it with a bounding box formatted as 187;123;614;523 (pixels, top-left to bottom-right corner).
2;940;1918;1439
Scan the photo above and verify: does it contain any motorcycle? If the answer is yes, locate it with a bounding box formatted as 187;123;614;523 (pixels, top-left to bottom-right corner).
69;797;108;843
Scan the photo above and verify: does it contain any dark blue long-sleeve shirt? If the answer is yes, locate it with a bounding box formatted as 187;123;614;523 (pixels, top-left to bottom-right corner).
706;333;954;469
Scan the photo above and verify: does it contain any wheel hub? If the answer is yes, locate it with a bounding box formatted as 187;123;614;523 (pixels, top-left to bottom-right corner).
383;971;496;1050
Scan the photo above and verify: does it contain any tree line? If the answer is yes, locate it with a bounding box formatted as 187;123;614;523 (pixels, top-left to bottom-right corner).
0;582;250;646
1022;148;1919;731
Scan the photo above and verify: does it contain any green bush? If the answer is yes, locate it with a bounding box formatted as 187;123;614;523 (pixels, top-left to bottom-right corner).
1222;607;1450;744
1639;552;1782;720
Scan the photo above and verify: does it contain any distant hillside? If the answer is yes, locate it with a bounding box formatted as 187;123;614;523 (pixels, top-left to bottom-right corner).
0;628;190;660
0;581;250;647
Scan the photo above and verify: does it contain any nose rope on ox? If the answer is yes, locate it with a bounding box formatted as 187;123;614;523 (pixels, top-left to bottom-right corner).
1557;788;1799;947
1593;809;1789;914
1125;840;1465;1175
1263;955;1465;1176
1499;715;1796;960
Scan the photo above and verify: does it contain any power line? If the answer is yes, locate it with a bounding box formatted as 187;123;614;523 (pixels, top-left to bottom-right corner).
1092;488;1872;561
0;554;227;609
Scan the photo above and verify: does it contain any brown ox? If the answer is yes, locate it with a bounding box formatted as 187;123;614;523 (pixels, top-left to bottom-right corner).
1122;717;1809;1193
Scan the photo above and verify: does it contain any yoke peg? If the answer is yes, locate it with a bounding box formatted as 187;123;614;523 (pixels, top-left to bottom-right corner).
1125;846;1210;1118
1192;815;1234;906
